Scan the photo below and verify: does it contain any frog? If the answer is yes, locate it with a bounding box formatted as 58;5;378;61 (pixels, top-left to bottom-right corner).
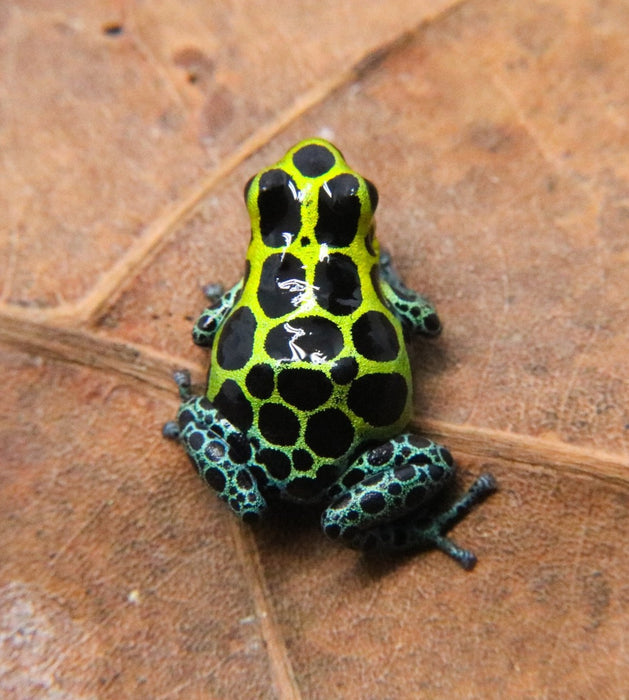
163;138;496;569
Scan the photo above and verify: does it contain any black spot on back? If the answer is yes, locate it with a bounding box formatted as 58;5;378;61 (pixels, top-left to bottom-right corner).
331;356;358;385
214;379;254;432
265;316;344;362
292;143;336;177
277;368;333;411
351;310;400;361
246;363;275;399
257;448;291;480
227;433;252;464
257;253;306;318
314;253;362;316
316;464;339;488
216;306;256;370
292;448;314;472
257;169;301;247
305;408;354;458
258;403;300;446
347;373;408;427
315;174;361;247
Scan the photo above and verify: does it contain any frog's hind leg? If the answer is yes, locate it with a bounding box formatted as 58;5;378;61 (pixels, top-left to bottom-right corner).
164;370;267;522
322;435;496;569
358;473;496;570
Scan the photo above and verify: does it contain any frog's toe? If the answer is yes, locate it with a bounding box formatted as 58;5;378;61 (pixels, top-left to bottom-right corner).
476;472;498;493
458;550;477;571
202;282;224;300
162;421;180;440
409;526;479;570
172;369;193;399
239;502;267;524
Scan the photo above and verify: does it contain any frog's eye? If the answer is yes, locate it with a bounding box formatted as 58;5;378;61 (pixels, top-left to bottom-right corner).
315;174;361;248
243;175;255;202
257;169;302;247
365;225;376;257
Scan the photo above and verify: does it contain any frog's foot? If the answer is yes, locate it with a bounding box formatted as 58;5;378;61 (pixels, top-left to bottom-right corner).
172;368;194;400
386;473;496;570
176;395;267;522
201;282;224;301
193;278;244;347
321;435;496;569
161;370;195;439
162;421;180;440
378;251;441;338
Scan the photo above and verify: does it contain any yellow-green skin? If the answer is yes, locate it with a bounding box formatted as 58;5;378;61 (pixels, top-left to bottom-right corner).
168;138;496;569
208;139;412;481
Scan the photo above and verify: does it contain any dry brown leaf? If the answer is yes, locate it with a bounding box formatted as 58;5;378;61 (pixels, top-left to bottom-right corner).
1;1;627;698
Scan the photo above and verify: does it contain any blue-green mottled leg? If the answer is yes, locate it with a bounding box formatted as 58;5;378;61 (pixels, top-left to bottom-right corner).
322;435;496;569
164;370;267;522
192;278;243;347
379;249;442;338
393;473;497;569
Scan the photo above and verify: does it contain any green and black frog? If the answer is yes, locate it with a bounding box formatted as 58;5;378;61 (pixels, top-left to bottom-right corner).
164;138;496;569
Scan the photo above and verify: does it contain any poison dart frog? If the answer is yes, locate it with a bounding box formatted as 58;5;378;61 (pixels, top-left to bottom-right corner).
164;138;496;569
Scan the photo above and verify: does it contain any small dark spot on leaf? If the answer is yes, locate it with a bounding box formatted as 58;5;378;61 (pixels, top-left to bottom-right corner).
173;47;215;87
103;22;123;36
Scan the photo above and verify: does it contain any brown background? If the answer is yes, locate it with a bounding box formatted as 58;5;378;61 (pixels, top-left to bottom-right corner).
1;1;628;698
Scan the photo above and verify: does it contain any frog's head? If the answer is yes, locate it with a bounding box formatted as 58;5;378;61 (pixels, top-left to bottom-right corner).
244;138;379;258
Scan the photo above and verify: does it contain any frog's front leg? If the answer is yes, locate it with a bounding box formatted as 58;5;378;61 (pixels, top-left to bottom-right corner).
379;250;442;338
192;278;244;347
165;370;267;522
322;436;496;569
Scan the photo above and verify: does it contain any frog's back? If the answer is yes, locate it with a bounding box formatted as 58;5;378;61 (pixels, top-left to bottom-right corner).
207;139;412;501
